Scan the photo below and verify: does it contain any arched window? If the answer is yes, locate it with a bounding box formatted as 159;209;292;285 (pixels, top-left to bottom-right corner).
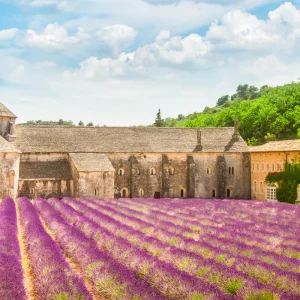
212;189;216;198
207;167;212;175
226;188;232;198
254;181;257;192
118;168;125;176
9;171;15;188
139;189;145;197
30;188;35;195
95;188;99;196
150;168;156;175
169;167;175;175
121;188;128;198
180;188;186;198
229;167;235;175
133;168;140;175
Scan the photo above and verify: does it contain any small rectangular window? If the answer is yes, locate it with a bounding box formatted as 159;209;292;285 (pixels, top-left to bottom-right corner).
254;181;257;192
257;164;259;171
260;182;263;193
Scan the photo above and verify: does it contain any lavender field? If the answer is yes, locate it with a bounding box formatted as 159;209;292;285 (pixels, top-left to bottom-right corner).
1;197;300;299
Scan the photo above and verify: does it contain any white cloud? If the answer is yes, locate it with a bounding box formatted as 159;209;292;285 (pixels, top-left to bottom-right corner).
96;25;137;54
67;30;211;79
0;28;19;41
206;2;300;50
24;23;81;49
206;10;281;50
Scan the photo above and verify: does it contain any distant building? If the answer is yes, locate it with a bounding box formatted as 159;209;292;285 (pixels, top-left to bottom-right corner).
0;103;252;199
249;140;300;202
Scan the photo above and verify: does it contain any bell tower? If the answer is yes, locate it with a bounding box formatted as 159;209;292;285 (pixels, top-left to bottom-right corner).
0;103;17;142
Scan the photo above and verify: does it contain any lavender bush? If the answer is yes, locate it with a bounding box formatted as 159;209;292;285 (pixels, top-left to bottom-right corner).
18;197;92;300
0;197;26;300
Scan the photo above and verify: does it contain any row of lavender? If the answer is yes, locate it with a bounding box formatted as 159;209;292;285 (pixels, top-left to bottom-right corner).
0;198;26;300
2;197;300;299
58;197;300;298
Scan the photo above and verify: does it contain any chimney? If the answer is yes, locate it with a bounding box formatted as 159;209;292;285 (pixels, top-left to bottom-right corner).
196;129;203;151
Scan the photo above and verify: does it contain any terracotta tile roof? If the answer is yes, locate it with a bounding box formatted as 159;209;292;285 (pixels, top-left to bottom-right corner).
19;161;72;180
0;103;17;118
250;140;300;152
14;126;249;153
69;153;115;172
0;135;20;153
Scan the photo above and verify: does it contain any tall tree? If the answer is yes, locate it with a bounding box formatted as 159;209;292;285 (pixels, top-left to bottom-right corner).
154;109;164;127
78;120;84;126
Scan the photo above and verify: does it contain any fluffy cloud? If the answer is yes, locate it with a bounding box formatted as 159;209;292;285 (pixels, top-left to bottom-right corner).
206;2;300;50
67;30;211;79
96;25;137;54
24;23;82;49
206;10;280;49
0;28;19;41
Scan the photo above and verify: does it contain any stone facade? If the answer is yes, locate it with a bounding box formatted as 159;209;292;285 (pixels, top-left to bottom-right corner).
250;142;300;201
0;103;254;200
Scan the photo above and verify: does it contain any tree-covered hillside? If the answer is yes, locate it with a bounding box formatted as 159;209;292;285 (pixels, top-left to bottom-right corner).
161;83;300;145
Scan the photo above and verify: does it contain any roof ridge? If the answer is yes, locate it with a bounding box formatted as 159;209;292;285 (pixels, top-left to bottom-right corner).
16;125;235;129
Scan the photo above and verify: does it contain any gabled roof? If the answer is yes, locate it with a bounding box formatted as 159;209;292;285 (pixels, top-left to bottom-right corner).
0;135;20;153
250;140;300;152
14;126;249;153
0;103;17;118
69;153;115;172
19;161;72;180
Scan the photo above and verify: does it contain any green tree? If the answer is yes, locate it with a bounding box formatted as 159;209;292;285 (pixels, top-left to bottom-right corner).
78;120;84;126
154;109;164;127
216;95;229;106
86;122;94;127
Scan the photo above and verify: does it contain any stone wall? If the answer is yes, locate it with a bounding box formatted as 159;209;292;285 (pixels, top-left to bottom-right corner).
250;151;300;200
107;152;251;199
0;152;20;198
76;171;115;198
18;179;72;199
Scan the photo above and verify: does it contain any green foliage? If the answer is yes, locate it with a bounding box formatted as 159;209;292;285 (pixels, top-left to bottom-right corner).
86;122;94;127
266;160;300;204
20;119;75;126
78;120;84;126
216;95;229;106
225;278;244;295
161;82;300;145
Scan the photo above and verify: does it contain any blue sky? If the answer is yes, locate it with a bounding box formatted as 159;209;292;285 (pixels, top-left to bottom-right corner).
0;0;300;125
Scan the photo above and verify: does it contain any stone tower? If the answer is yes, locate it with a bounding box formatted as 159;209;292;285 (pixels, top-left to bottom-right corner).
0;103;17;142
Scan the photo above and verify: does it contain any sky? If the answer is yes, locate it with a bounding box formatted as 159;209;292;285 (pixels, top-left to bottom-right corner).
1;0;300;125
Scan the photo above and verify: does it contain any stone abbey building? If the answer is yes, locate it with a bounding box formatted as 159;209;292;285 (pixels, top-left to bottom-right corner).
0;103;252;200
